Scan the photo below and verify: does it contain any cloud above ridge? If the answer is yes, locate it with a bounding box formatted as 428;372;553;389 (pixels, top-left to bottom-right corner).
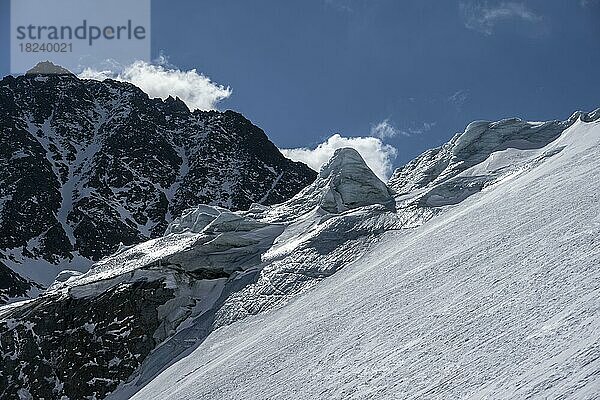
370;119;436;139
79;61;231;111
280;134;397;181
370;119;403;139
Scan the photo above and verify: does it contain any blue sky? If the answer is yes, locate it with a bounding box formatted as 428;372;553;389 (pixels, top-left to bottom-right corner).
1;0;599;174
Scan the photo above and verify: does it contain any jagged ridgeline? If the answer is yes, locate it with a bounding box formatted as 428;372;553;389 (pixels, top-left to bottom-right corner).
0;62;317;303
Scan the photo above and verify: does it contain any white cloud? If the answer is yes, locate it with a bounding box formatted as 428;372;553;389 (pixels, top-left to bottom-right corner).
79;61;231;111
370;119;436;139
370;119;403;139
280;134;397;181
460;1;542;35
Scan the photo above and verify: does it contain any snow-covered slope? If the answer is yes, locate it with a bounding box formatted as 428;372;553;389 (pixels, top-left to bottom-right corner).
387;110;599;207
131;116;600;399
1;110;599;400
0;148;405;399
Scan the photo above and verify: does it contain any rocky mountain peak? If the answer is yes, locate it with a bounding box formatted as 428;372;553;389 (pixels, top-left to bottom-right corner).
25;61;74;76
0;68;317;303
163;95;190;113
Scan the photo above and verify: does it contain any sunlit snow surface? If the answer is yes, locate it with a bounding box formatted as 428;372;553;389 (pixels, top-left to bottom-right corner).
130;119;600;399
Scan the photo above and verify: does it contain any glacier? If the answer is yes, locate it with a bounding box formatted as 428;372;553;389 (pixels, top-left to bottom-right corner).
128;115;600;399
1;110;599;399
0;145;408;399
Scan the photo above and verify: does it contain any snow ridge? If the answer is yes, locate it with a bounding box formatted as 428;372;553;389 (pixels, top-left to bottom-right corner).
387;110;600;207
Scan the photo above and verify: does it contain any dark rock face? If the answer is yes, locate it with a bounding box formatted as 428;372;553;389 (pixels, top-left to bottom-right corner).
0;71;316;300
0;262;35;302
0;280;175;399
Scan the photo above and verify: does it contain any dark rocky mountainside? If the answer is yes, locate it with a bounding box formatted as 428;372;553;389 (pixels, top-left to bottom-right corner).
0;64;316;302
